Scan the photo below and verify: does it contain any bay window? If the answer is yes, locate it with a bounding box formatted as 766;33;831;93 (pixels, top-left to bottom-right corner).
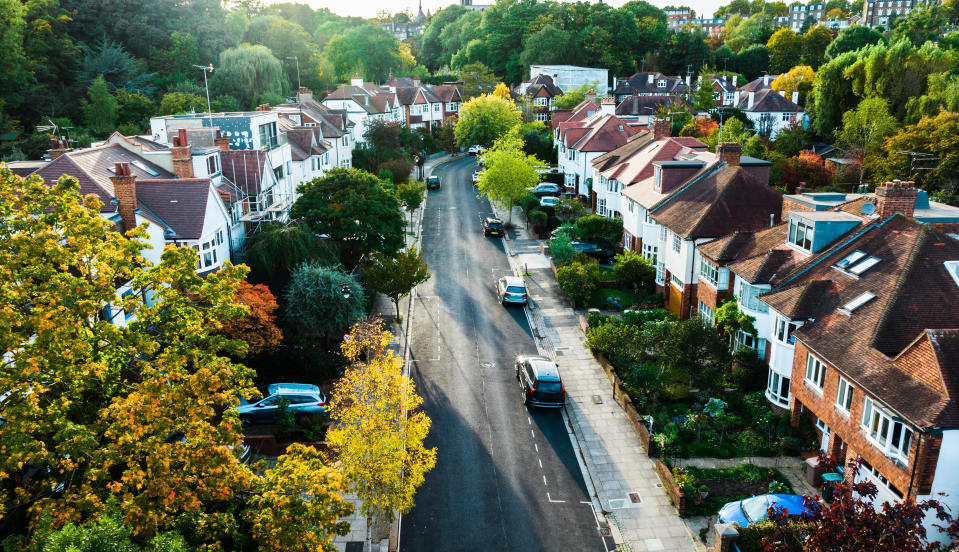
699;260;729;290
738;281;769;312
861;397;913;464
767;370;791;407
775;315;800;344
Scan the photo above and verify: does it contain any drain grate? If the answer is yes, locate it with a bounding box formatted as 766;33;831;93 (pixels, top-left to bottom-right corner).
656;483;663;488
599;527;612;537
629;492;642;504
592;395;603;404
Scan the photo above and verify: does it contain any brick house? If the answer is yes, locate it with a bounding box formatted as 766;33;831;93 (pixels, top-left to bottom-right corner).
759;213;959;542
649;143;780;319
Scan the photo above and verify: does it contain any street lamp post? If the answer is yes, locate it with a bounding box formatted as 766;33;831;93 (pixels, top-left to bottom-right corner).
286;56;301;91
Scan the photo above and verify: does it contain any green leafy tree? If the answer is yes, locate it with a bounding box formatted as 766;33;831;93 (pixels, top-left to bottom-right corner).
692;70;718;111
81;75;117;135
77;40;155;95
114;89;155;133
825;25;884;59
767;27;803;74
37;499;190;552
879;111;959;195
549;232;576;266
905;72;959;123
328;320;436;552
802;24;834;69
243;220;335;282
613;250;655;294
809;50;860;138
556;261;600;308
551;83;600;110
159;92;206;115
891;5;947;47
324;24;402;82
661;317;732;394
575;215;624;249
285;261;366;339
363;245;431;318
475;133;543;224
419;5;467;71
148;31;200;87
714;298;758;344
212;43;286;109
520;24;575;67
292;168;406;266
836;97;899;156
454;94;522;148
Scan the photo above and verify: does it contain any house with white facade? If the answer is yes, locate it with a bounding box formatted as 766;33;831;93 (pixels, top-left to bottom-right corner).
732;88;805;139
555;101;636;202
321;78;394;144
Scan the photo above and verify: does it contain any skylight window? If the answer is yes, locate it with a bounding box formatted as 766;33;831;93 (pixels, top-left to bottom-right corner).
837;250;866;269
132;160;160;177
839;292;876;315
849;256;881;275
946;261;959;287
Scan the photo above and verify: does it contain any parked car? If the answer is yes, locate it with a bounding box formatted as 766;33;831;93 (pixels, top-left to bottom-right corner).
468;145;486;155
539;196;559;208
483;217;504;237
570;241;615;264
497;276;528;305
472;170;484;183
237;383;327;427
515;355;565;408
427;175;441;190
718;494;809;527
531;183;561;197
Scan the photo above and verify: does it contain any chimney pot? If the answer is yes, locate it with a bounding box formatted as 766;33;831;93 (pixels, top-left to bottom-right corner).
653;118;671;139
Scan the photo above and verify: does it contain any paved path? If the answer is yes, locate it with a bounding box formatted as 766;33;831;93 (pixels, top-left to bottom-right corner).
493;205;699;552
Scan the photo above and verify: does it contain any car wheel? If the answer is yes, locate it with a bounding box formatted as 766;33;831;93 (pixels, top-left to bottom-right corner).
523;391;531;406
240;415;254;428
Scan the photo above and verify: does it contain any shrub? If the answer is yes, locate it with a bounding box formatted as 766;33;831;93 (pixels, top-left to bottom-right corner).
521;195;541;214
549;233;576;266
613;250;655;294
575;215;624;249
730;347;768;392
671;467;701;494
585;321;640;359
622;308;676;328
556;261;599;308
586;311;614;328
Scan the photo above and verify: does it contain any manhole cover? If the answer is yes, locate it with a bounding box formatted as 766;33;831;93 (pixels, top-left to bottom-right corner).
345;543;364;552
656;483;663;488
629;492;642;503
480;361;494;369
592;395;603;404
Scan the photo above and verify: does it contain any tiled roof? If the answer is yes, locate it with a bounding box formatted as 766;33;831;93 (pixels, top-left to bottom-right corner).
597;136;708;185
766;217;959;427
738;75;779;92
699;224;789;263
568;114;637;152
525;74;563;97
551;110;573;128
615;95;691;116
613;72;691;96
135;179;211;240
735;88;802;113
31;154;115;211
651;164;782;239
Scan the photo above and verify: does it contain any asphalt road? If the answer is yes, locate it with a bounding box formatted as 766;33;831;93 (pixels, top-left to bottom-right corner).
401;156;604;551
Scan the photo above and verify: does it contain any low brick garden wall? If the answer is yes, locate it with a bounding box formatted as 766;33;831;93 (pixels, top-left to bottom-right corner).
654;458;687;516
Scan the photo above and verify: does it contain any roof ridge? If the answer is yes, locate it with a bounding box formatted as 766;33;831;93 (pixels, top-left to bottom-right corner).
868;220;933;352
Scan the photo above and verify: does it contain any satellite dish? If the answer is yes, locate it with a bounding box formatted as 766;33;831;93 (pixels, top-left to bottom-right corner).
861;202;876;216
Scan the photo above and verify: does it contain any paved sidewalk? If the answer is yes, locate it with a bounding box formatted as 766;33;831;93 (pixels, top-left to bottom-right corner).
494;204;699;552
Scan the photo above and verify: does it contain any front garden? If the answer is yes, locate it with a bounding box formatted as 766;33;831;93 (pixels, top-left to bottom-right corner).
670;463;793;518
584;308;817;460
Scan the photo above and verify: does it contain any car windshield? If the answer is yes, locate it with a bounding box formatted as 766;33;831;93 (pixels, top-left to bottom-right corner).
487;221;502;229
506;286;526;294
536;381;562;394
741;496;770;522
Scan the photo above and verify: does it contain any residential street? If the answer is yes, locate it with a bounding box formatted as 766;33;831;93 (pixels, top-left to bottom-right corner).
401;156;605;551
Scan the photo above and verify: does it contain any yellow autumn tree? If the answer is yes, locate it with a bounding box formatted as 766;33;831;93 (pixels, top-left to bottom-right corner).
771;65;816;105
492;82;513;102
327;318;436;550
0;166;350;550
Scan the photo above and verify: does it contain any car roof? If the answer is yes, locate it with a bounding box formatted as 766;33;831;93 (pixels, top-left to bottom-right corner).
485;217;502;223
427;175;439;180
529;359;560;380
501;276;525;287
267;383;321;395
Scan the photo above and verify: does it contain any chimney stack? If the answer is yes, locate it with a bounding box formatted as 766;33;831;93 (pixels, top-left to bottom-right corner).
255;103;271;111
171;128;194;179
875;179;917;220
413;76;421;88
297;87;313;103
796;181;811;194
732;75;738;87
214;129;231;152
600;97;616;116
584;88;597;104
747;91;755;110
717;142;742;166
110;162;138;234
648;73;654;84
763;74;770;86
47;138;71;160
792;90;800;104
351;74;363;87
652;118;671;139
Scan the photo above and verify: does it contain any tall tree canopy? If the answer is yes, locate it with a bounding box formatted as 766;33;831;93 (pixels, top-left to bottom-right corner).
211;43;286;109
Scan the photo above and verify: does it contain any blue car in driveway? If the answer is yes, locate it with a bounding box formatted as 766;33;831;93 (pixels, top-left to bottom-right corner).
718;494;809;527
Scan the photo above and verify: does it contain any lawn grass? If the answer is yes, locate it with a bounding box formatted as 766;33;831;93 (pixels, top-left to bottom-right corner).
598;266;617;282
589;288;636;310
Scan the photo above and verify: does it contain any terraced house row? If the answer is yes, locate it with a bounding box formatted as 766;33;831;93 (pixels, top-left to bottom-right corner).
550;99;959;539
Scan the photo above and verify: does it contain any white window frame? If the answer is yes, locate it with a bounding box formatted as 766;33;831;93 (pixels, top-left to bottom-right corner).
671;232;681;253
860;397;913;464
738;281;769;313
655;261;665;286
775;315;800;344
788;218;813;250
699;301;715;324
836;376;854;416
598;199;606;217
699;260;729;290
642;242;657;264
804;353;826;393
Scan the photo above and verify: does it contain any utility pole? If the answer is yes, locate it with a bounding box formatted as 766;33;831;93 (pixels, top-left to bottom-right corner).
286;56;301;91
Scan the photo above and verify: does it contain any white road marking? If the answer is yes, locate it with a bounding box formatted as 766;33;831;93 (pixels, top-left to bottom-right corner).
527;416;531;425
547;492;566;503
534;443;538;452
538;458;543;468
543;475;547;486
530;429;535;438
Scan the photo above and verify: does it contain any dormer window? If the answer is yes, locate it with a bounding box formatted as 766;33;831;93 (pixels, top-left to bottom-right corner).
657;80;667;88
788;218;813;250
206;155;220;175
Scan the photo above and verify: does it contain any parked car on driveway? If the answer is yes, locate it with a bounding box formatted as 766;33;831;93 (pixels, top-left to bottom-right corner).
718;494;809;527
483;217;504;237
427;175;441;190
237;383;327;427
531;183;561;197
570;241;615;264
515;355;565;408
468;145;486;155
539;196;559;208
497;276;527;305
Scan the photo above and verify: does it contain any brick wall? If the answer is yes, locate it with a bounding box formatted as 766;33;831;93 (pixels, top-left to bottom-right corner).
782;197;814;221
110;162;138;234
789;340;941;499
695;278;733;313
875;180;917;220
